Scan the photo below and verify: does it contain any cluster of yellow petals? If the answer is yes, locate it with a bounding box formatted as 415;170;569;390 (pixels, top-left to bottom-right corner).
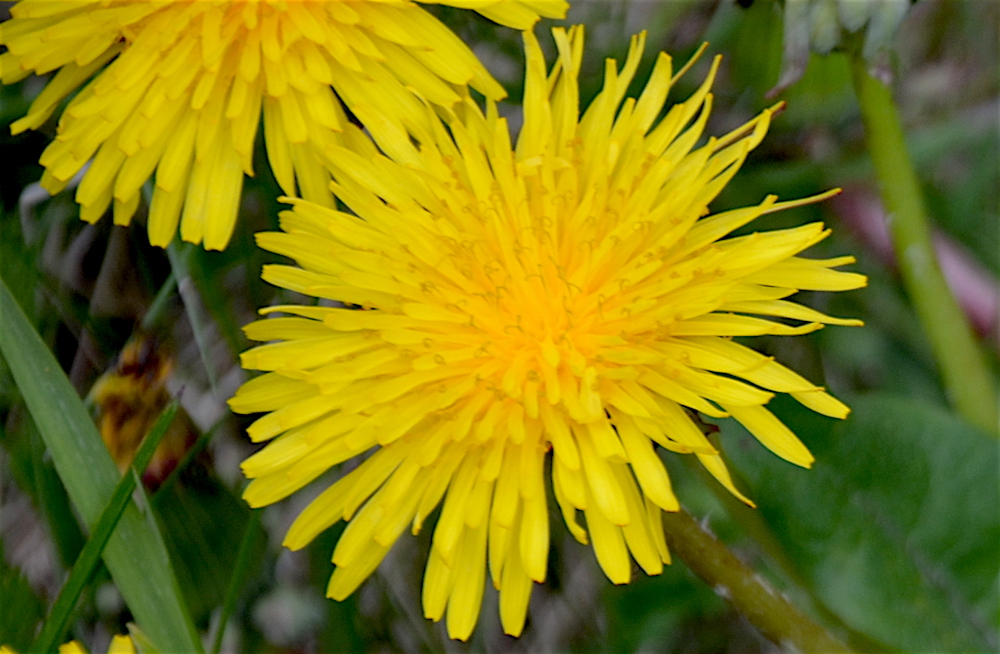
1;635;134;654
0;0;566;249
229;25;865;640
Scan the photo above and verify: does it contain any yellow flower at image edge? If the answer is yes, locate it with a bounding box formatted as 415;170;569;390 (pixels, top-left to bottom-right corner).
0;0;567;250
1;635;135;654
229;27;867;640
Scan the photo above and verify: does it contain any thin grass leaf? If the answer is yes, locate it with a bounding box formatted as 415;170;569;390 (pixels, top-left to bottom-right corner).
29;424;86;569
166;242;220;395
141;271;178;332
188;248;246;358
34;401;179;652
0;276;202;654
126;622;162;654
150;416;222;505
211;509;262;654
127;624;163;654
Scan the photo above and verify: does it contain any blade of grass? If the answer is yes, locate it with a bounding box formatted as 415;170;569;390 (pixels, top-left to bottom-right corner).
187;248;246;359
150;414;225;505
29;424;86;570
211;509;262;654
0;275;202;654
141;271;178;333
33;401;179;651
166;242;220;396
127;624;163;654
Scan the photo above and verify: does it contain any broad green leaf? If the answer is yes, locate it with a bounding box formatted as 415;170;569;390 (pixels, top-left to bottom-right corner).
723;393;999;652
0;276;202;653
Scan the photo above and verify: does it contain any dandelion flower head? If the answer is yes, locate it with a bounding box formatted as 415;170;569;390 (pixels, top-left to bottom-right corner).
0;0;567;250
229;26;867;640
2;635;135;654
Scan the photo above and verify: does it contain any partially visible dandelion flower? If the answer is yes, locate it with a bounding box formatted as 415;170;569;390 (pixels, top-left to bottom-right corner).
229;27;866;640
2;635;135;654
88;334;198;487
0;0;567;250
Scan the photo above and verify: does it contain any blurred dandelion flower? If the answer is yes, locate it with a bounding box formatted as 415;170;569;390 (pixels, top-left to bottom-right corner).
2;635;135;654
0;0;567;250
229;26;866;640
88;335;198;487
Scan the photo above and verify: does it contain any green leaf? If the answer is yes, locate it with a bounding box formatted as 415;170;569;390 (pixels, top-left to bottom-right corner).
211;510;264;654
0;276;202;653
33;401;179;651
166;242;219;394
154;472;264;623
26;424;87;570
723;393;999;652
603;562;733;652
0;560;45;650
128;623;163;654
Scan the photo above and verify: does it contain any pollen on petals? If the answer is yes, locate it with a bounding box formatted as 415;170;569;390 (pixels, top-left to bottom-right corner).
230;25;865;641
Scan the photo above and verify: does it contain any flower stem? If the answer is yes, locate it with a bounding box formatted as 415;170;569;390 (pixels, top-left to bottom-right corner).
661;507;853;653
850;57;999;435
681;455;895;652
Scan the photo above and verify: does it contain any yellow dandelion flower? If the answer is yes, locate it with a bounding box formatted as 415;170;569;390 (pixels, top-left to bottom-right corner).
229;26;867;640
2;634;135;654
0;0;567;250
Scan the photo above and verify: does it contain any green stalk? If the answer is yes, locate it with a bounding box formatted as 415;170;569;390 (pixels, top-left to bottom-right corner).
661;507;853;653
851;57;998;435
681;456;895;652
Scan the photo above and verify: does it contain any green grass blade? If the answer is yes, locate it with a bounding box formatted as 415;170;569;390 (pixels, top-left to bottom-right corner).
127;624;163;654
141;271;178;333
211;509;262;654
34;401;179;651
151;417;221;504
166;242;220;395
0;276;202;654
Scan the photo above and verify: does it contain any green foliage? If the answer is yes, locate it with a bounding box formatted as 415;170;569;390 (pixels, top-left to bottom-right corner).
0;277;202;653
154;473;265;624
726;394;999;652
33;402;180;651
604;563;738;653
0;561;45;651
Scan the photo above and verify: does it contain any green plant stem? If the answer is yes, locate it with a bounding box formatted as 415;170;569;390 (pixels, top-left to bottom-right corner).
851;57;998;435
681;456;895;653
33;401;179;652
661;507;853;653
